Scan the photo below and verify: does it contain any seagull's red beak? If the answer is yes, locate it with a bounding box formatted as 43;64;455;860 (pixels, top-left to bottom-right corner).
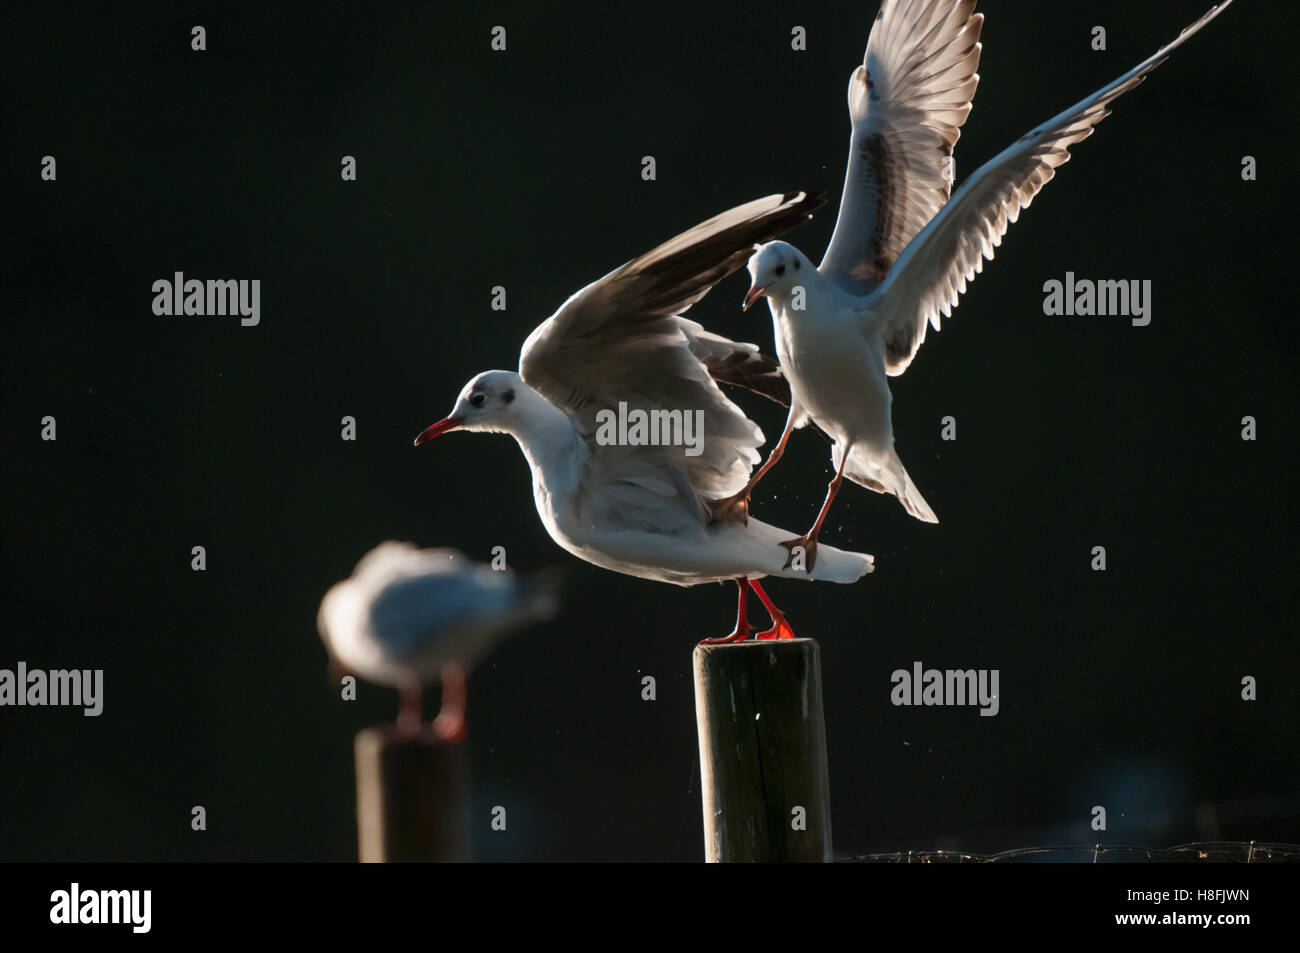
743;283;770;311
413;416;463;446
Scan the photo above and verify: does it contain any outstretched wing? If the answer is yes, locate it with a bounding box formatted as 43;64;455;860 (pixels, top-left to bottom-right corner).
818;0;984;296
520;192;824;499
872;1;1234;375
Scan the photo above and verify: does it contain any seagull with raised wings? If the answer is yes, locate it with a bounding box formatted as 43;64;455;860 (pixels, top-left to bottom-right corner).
729;0;1235;569
415;193;874;643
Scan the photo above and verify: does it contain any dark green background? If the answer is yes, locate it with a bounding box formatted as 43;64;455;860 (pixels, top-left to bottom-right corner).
3;0;1296;861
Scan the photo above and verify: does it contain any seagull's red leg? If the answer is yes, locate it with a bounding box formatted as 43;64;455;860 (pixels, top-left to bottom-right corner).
396;682;423;736
749;579;796;640
700;577;754;644
708;412;797;525
431;663;468;743
780;446;852;572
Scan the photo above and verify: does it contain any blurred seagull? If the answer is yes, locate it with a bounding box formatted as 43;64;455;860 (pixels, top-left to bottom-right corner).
415;193;874;644
318;542;559;740
734;0;1235;569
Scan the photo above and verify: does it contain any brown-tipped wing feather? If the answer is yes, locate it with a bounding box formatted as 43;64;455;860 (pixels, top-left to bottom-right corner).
683;320;790;405
520;191;825;424
687;327;835;446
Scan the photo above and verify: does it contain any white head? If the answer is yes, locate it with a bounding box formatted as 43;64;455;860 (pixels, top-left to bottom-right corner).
414;370;537;444
743;241;811;311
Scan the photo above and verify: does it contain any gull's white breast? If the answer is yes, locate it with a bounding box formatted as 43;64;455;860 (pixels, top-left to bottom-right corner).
773;295;892;451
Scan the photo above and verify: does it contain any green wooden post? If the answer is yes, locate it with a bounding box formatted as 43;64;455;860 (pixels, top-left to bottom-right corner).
693;638;833;862
354;724;468;862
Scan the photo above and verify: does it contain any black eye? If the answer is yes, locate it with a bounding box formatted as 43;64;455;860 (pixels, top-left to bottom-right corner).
794;259;801;270
503;389;516;404
775;264;786;277
469;393;487;408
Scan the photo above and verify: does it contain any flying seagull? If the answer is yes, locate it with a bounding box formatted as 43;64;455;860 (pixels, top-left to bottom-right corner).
710;0;983;536
414;193;874;644
318;542;559;740
733;0;1235;569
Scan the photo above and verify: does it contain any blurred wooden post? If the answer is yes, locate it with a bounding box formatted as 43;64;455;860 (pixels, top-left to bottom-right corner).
354;725;468;862
693;638;832;862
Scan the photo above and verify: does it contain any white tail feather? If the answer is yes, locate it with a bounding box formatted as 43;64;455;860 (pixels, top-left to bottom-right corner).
844;446;939;524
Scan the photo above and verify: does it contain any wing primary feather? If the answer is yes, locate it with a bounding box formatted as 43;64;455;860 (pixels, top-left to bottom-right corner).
872;1;1235;376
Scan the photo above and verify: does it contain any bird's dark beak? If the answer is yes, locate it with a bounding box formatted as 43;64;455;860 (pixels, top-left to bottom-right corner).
743;284;770;311
413;416;463;446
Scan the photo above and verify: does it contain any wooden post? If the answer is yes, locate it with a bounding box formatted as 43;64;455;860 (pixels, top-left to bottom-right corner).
354;724;469;862
693;638;833;862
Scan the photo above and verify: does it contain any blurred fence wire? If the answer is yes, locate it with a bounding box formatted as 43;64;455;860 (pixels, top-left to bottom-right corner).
843;841;1300;863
